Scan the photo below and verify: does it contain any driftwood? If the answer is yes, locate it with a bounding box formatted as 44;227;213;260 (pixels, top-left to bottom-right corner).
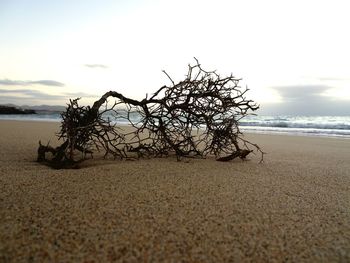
216;149;253;162
37;59;264;169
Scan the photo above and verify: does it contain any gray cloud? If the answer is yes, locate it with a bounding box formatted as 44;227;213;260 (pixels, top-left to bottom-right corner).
84;64;108;69
0;88;66;100
259;85;350;116
0;89;98;105
318;77;350;81
0;89;96;98
0;89;50;97
32;80;65;87
65;92;98;98
274;85;329;101
0;79;64;87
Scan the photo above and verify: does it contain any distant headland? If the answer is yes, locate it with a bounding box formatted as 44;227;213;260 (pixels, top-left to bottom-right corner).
0;104;66;115
0;105;36;114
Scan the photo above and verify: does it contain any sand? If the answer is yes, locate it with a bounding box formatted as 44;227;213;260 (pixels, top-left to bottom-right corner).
0;120;349;262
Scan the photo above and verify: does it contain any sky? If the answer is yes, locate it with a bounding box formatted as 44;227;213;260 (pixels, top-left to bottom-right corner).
0;0;350;115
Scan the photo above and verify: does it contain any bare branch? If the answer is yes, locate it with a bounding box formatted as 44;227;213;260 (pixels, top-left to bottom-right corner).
37;59;263;168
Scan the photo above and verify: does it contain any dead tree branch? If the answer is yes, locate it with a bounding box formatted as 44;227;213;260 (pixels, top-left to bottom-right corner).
37;59;264;168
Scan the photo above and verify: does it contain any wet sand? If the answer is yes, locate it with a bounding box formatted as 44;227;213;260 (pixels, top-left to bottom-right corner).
0;120;349;262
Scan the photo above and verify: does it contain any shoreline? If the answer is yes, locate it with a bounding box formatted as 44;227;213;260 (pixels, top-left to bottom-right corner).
1;118;350;140
1;120;350;262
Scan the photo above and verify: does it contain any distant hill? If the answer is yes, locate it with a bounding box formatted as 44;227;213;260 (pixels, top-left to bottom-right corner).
1;104;66;113
0;105;36;114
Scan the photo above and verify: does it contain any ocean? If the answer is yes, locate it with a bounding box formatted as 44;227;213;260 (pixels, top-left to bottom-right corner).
1;112;350;139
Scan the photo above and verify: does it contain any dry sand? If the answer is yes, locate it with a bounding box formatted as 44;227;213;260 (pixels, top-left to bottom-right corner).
0;120;349;262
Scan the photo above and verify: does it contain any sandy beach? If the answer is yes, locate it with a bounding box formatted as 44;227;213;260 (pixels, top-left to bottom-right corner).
0;120;349;262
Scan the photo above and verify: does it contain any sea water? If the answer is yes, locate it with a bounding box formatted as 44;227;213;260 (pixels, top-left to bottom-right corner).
1;112;350;138
240;115;350;138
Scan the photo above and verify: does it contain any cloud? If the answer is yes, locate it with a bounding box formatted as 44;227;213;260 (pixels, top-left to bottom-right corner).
259;85;350;116
0;79;64;87
32;80;65;86
65;92;98;98
0;89;98;105
0;88;66;100
318;77;350;81
274;85;329;101
84;64;108;69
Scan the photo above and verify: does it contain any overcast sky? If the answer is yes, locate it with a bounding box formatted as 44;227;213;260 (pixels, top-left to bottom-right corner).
0;0;349;115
